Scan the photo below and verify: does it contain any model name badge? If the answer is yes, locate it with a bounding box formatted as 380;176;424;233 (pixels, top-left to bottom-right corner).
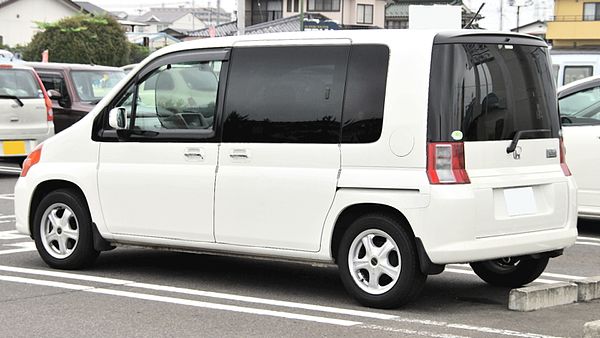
546;149;557;158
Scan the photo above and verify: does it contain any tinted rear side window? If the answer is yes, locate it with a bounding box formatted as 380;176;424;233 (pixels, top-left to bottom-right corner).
0;69;41;98
222;45;349;143
342;45;389;143
428;43;559;142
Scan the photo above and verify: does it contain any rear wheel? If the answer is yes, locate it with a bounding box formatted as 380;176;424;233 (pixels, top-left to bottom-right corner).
338;214;426;309
33;189;99;269
470;257;549;288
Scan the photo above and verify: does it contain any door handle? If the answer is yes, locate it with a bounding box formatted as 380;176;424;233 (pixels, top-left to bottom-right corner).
229;149;249;160
229;153;248;159
184;148;204;161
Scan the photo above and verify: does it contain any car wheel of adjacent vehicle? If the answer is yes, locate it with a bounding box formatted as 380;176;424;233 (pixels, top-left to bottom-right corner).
470;256;549;288
33;189;99;269
338;214;426;309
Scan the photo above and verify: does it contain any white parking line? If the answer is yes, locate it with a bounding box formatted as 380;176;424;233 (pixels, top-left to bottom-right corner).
576;241;600;247
0;194;14;200
0;230;28;240
0;242;36;255
0;265;566;338
578;236;600;242
445;265;584;284
0;275;361;327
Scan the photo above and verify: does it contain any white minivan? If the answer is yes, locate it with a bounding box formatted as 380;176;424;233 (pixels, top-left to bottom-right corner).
14;30;578;308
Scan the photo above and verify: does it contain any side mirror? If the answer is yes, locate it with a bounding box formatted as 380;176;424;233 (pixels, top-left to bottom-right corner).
108;107;128;130
47;89;61;100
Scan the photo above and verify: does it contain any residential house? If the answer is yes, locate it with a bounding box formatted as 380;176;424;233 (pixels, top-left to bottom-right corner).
0;0;88;46
510;20;547;40
547;0;600;48
131;7;231;33
385;0;480;29
242;0;386;28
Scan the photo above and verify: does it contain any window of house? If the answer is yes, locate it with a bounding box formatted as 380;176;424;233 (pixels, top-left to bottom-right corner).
583;3;600;21
252;0;283;24
307;0;340;12
342;45;389;143
564;66;593;85
357;4;373;24
287;0;299;12
223;46;349;143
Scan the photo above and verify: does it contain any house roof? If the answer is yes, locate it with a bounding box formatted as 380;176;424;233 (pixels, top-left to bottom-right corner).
73;1;108;16
0;0;84;11
136;7;229;24
510;20;546;32
188;14;334;38
126;32;181;44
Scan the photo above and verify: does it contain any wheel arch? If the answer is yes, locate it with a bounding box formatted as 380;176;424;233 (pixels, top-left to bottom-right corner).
29;179;88;239
330;203;415;262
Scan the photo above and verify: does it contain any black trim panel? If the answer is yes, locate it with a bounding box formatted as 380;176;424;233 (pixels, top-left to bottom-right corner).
433;32;547;47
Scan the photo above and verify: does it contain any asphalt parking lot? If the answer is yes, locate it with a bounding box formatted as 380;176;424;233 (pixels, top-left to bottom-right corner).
0;170;598;338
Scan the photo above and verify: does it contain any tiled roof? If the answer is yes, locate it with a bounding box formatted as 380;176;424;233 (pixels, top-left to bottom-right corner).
386;1;478;18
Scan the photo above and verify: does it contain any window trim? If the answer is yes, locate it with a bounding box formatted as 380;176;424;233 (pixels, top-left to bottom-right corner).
92;48;230;143
356;4;373;24
307;0;341;12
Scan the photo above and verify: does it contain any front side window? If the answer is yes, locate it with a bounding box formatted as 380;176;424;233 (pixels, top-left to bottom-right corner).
119;61;222;133
559;85;600;126
307;0;340;11
563;66;593;85
357;4;373;24
40;73;71;103
71;70;125;103
223;46;348;143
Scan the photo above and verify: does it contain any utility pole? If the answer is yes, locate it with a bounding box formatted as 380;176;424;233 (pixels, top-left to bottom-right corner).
516;5;520;32
299;0;304;31
499;0;503;30
237;0;245;35
217;0;221;25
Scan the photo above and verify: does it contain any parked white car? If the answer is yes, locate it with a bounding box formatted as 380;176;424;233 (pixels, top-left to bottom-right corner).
14;30;578;308
558;76;600;219
551;50;600;87
0;63;54;165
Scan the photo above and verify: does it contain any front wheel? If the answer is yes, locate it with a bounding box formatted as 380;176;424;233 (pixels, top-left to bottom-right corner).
470;256;549;288
33;189;99;269
337;214;426;309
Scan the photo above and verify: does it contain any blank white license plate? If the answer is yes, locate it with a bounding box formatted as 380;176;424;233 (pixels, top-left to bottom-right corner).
504;187;537;216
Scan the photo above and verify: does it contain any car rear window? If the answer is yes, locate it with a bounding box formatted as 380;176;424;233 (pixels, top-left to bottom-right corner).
0;69;41;98
427;43;560;142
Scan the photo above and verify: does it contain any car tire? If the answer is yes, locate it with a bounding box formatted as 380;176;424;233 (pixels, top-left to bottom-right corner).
338;213;426;309
470;257;549;288
33;189;99;269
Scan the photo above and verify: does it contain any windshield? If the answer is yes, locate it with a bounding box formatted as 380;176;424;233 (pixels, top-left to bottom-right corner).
428;43;560;142
0;69;42;99
71;70;125;102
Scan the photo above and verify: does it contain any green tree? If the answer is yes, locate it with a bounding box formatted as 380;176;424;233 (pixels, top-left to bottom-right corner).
23;14;130;66
128;42;150;64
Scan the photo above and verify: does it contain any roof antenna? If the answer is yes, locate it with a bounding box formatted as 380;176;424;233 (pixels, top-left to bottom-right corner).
463;3;485;29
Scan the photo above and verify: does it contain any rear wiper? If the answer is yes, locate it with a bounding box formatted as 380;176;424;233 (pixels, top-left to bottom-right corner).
506;129;551;154
0;95;24;107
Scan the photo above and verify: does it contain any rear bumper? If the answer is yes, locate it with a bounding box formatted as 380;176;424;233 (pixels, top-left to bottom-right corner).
418;176;578;264
0;127;54;158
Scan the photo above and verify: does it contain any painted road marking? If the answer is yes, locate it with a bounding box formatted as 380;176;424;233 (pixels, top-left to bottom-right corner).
576;241;600;247
0;230;28;240
578;236;600;242
0;194;14;200
445;265;585;285
0;265;566;338
0;275;361;327
0;242;36;255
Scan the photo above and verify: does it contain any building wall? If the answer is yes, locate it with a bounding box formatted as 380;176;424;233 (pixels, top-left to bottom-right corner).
547;0;600;47
280;0;385;27
0;0;79;46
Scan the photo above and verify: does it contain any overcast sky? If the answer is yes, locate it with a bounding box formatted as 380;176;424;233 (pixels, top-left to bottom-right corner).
87;0;552;31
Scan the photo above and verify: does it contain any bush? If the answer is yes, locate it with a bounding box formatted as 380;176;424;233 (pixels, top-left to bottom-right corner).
128;42;150;64
23;14;130;66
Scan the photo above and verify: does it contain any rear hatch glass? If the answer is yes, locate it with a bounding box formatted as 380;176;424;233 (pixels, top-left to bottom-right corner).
0;68;49;139
428;43;559;142
427;41;568;238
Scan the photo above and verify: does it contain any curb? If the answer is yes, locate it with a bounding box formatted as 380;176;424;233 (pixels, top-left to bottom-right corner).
508;282;578;312
583;320;600;338
573;276;600;302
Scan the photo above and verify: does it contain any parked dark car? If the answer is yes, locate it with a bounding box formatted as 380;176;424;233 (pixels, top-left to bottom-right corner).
26;62;125;133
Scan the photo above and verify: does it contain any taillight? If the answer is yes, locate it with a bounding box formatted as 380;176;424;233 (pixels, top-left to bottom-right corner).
21;144;43;177
427;142;470;184
32;71;53;122
559;137;571;176
0;64;13;69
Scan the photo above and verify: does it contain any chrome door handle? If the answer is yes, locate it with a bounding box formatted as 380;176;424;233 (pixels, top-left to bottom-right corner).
184;147;204;161
229;153;248;159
